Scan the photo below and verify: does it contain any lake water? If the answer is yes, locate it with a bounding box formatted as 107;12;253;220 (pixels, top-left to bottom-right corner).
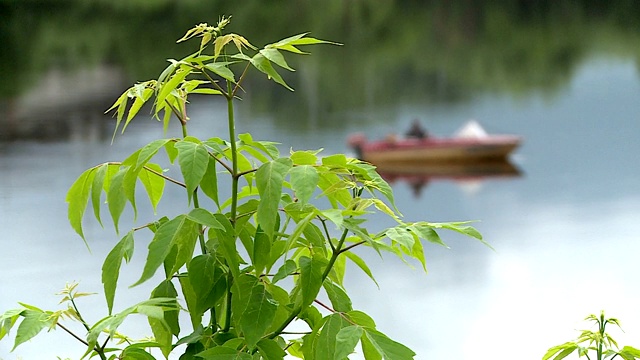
1;55;639;359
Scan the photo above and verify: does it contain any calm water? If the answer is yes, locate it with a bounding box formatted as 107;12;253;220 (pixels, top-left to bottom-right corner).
1;56;639;359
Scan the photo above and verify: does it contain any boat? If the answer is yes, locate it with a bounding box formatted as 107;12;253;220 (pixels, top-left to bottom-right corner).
348;120;522;164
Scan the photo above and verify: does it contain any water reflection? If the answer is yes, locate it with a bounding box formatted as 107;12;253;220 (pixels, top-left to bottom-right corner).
379;161;522;198
2;2;640;360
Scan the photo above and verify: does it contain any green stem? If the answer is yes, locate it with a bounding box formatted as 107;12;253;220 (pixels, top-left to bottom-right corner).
57;323;107;360
193;190;207;254
268;228;350;339
227;88;239;224
223;272;233;332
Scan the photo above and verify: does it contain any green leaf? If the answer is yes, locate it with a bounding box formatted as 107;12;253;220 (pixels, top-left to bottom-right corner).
256;158;293;239
138;163;165;214
386;227;415;251
298;255;326;309
314;313;350;360
323;281;352;313
250;53;293;91
290;150;318;165
107;167;129;234
186;208;224;230
409;223;448;248
335;325;363;359
120;346;157;360
196;346;252;360
90;163;108;227
253;226;271;275
203;63;236;84
257;339;286;360
286;211;316;251
200;156;219;207
149;280;180;358
188;254;225;317
344;251;379;288
363;328;415;360
259;48;294;71
136;139;173;172
175;139;210;204
272;259;297;284
123;87;154;131
66;167;97;243
132;215;199;286
0;309;22;341
542;343;578;360
102;231;135;315
289;165;319;205
232;275;277;350
211;214;242;279
156;66;191;113
12;309;52;351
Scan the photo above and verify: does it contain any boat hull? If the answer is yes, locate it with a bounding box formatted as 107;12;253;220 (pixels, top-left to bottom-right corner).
356;136;521;164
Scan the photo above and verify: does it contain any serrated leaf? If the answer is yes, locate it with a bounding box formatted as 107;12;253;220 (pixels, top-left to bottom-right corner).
259;48;294;71
204;63;236;84
136;139;173;172
123;87;154;132
186;208;224;230
253;226;271;275
298;255;326;309
272;259;297;284
132;215;199;287
90;163;108;227
149;280;179;358
257;339;286;360
250;53;293;91
363;328;415;360
66;167;97;243
188;254;225;317
196;346;252;360
323;281;352;313
102;231;135;315
138;163;165;213
386;227;415;251
409;223;448;248
175;140;210;204
256;158;292;239
290;150;318;165
289;165;318;205
156;66;191;113
12;309;52;351
231;274;277;350
344;251;379;288
335;325;363;359
107;167;129;234
314;313;350;360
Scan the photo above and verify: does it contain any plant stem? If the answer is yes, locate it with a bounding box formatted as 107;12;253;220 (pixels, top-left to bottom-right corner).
227;87;239;224
268;228;350;339
193;190;207;254
57;323;107;360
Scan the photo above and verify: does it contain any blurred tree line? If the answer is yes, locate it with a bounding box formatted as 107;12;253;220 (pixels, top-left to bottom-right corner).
1;0;639;110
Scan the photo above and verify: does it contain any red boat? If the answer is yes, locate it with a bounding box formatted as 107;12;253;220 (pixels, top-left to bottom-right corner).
348;120;522;165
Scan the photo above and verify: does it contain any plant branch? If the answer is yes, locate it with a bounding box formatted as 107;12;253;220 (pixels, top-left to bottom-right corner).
231;62;251;98
319;217;335;252
339;240;366;254
209;151;233;174
235;168;258;179
140;165;186;188
57;323;106;360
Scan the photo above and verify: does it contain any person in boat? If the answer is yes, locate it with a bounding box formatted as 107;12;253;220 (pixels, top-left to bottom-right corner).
405;119;428;139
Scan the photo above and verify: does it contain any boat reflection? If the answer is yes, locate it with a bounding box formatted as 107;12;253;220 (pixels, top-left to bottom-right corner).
376;160;522;197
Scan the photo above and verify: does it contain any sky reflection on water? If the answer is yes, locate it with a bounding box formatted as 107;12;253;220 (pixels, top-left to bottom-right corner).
1;58;639;359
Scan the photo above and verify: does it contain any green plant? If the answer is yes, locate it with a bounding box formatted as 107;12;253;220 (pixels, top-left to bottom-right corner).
0;16;485;359
543;311;640;360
